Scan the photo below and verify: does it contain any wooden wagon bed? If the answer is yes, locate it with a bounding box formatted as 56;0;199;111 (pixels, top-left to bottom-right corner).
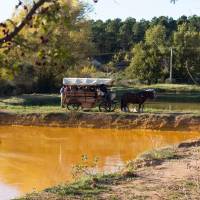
63;91;100;108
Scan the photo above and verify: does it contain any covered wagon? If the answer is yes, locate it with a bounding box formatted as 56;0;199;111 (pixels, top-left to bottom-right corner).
61;78;117;112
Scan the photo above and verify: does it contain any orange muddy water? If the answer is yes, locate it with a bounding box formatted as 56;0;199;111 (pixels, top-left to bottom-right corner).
0;126;199;200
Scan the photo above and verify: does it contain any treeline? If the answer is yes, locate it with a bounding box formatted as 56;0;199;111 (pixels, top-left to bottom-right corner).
90;16;200;53
90;16;200;84
0;0;199;95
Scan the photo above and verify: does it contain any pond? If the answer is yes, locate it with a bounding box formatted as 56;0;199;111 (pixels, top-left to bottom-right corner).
0;126;199;200
144;102;200;113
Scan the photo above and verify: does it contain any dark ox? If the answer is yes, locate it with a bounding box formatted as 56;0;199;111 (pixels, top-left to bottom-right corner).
121;89;156;112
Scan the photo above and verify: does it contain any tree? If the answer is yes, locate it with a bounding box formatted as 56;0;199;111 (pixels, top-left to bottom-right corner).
119;17;136;50
0;0;98;47
104;18;122;52
150;16;177;38
0;0;48;46
145;24;167;47
0;0;93;93
132;20;149;43
171;0;178;3
126;25;168;84
172;23;200;83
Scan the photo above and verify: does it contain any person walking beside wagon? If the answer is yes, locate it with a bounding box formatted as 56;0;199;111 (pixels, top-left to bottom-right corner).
60;85;66;108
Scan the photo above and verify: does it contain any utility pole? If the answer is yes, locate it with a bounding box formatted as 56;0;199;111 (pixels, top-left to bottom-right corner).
169;47;173;83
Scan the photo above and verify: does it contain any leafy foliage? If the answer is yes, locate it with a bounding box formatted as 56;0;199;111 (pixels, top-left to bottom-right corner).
0;0;93;93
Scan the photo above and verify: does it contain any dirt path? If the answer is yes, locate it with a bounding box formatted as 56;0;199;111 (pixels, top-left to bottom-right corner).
100;142;200;200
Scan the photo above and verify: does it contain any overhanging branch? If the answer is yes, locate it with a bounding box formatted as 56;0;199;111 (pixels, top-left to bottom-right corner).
0;0;50;46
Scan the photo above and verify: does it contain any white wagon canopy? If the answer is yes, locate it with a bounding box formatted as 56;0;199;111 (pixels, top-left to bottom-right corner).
63;78;113;86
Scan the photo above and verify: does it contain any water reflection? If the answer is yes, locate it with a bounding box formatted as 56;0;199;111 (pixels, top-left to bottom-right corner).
0;126;199;199
146;102;200;112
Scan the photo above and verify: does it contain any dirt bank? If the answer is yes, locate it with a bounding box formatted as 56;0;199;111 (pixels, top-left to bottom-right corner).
99;139;200;200
0;112;200;131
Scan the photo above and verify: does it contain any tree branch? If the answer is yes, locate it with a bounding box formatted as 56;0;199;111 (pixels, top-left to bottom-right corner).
185;60;199;85
0;0;50;46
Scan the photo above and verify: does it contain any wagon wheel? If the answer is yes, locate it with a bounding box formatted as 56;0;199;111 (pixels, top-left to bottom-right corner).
109;101;117;112
99;101;116;112
67;103;81;111
99;102;107;112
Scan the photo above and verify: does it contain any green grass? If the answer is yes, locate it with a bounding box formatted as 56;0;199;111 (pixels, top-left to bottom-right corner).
44;177;108;197
0;105;63;113
141;148;177;161
126;147;179;170
17;173;126;200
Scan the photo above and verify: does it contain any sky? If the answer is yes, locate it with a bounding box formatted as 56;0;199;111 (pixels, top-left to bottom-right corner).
0;0;200;22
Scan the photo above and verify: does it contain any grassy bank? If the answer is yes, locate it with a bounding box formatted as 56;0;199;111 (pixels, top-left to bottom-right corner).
122;83;200;93
0;84;200;114
17;139;200;200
